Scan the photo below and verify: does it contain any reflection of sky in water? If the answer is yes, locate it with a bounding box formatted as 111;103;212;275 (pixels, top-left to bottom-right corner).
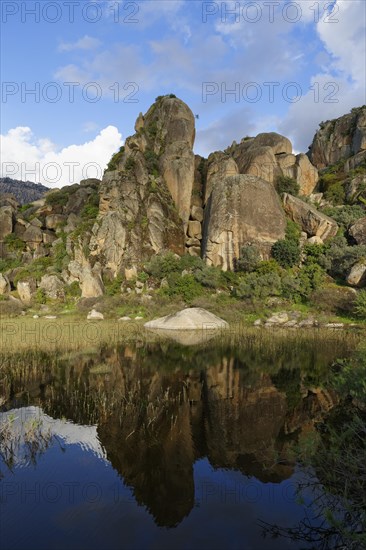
1;406;106;467
1;407;312;550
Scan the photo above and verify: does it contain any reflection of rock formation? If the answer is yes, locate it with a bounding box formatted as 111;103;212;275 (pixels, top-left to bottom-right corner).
94;349;339;525
202;361;289;481
3;342;341;527
100;402;195;527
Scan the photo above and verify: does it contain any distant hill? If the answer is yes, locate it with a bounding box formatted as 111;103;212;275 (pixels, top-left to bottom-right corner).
0;178;50;205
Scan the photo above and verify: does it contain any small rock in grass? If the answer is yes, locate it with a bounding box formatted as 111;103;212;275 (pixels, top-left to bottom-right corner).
87;309;104;320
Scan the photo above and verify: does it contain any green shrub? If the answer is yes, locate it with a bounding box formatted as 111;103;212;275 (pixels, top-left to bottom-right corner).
18;203;33;213
277;176;300;196
145;252;181;279
34;288;46;304
52;234;69;272
125;157;136;171
324;181;346;205
194;265;222;288
160;273;203;302
236;272;282;300
255;259;282;275
272;239;300;268
0;257;22;272
147;121;158;139
303;242;327;261
285;219;301;242
81;203;99;220
4;234;25;252
65;281;81;299
14;257;53;285
319;236;366;278
322;205;365;230
104;276;123;296
45;190;69;207
106;146;125;172
237;244;261;272
354;290;366;319
179;255;205;271
137;271;149;283
271;220;301;268
144;150;159;176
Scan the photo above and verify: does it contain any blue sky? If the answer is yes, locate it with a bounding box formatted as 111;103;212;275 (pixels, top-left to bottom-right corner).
1;0;365;186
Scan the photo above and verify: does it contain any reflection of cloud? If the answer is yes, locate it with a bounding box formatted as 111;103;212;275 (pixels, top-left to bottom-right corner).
1;406;106;468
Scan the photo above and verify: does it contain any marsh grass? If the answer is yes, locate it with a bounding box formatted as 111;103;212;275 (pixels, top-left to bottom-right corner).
0;414;53;473
0;315;363;354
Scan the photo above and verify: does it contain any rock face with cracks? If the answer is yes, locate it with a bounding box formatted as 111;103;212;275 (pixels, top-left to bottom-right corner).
90;96;194;275
203;175;286;270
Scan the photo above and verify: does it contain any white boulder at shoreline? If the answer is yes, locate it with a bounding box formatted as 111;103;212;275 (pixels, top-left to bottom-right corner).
144;307;228;331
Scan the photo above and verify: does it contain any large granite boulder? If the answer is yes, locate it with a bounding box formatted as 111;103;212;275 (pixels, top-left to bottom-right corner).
282;194;338;241
308;106;366;169
0;273;10;295
22;224;43;245
203;175;286;270
345;174;366;204
67;260;104;298
39;275;65;299
349;217;366;245
17;280;35;304
144;308;228;330
205;152;238;204
295;153;319;196
228;133;318;196
347;261;366;287
45;214;66;230
246;132;292;155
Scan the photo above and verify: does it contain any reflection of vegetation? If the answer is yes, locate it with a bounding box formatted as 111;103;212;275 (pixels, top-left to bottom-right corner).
261;344;366;549
1;336;365;533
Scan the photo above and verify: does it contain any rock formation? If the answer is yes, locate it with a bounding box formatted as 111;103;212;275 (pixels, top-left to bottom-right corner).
349;217;366;245
1;99;365;303
224;132;319;196
89;96;196;274
203;175;286;270
308;106;366;170
282;193;338;241
144;307;229;330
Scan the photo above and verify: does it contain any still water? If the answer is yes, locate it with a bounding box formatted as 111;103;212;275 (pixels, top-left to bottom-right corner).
0;335;354;549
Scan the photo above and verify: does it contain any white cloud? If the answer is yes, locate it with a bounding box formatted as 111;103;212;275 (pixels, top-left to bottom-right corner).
1;126;122;187
317;0;366;84
279;0;366;152
58;35;102;52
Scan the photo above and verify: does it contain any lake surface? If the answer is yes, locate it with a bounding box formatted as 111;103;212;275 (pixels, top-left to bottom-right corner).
0;334;356;549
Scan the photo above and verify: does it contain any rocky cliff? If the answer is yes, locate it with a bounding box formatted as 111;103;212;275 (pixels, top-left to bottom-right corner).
1;98;365;303
308;106;366;170
0;178;50;205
